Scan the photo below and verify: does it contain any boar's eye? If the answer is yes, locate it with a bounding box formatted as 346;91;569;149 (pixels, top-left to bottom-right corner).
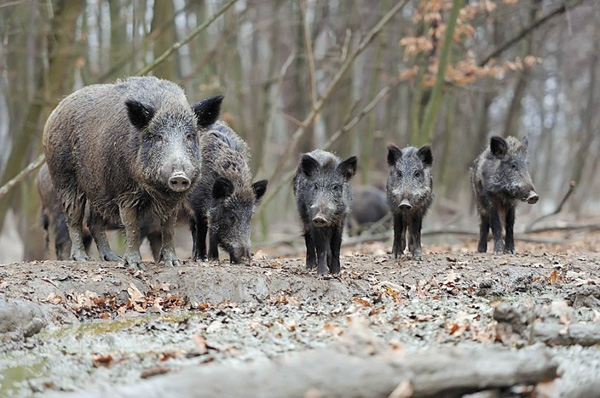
186;132;196;141
313;182;319;190
414;170;422;178
397;171;403;178
510;163;517;170
332;184;342;192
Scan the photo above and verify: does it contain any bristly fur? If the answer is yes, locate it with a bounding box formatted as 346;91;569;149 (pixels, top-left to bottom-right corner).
190;121;267;263
42;76;221;268
293;149;357;275
471;135;538;254
386;145;433;260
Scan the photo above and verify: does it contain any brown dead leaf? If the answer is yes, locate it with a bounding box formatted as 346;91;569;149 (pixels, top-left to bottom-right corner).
323;323;344;336
127;282;145;303
549;270;558;285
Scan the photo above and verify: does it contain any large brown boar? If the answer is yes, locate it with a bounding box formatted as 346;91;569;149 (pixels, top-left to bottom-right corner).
42;76;222;269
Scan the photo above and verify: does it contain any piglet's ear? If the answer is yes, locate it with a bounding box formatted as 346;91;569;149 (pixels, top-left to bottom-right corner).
252;180;268;202
490;136;508;158
300;154;319;178
387;145;402;166
521;136;529;149
212;177;234;200
126;100;155;130
338;156;357;181
418;145;433;167
193;95;224;129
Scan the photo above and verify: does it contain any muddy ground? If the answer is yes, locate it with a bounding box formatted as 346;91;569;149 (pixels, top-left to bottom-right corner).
0;231;599;397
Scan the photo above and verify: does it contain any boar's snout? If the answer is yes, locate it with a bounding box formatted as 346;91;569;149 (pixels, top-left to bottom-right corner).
230;244;251;264
312;214;329;227
399;198;412;211
168;171;192;192
526;190;539;204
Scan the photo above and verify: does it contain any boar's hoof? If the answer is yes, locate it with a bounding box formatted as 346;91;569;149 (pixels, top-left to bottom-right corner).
306;259;316;270
122;253;146;270
160;249;181;267
100;250;122;262
70;250;90;262
168;172;191;192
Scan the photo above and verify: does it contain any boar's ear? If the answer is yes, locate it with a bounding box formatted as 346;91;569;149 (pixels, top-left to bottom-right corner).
125;100;155;130
212;177;234;200
338;156;358;181
193;95;224;129
521;136;529;149
387;145;402;166
490;136;508;158
252;180;268;202
417;146;433;167
300;155;319;178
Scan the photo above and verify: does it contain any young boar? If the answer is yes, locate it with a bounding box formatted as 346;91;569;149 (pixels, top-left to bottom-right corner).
386;145;433;260
189;122;267;264
471;136;539;254
293;150;357;275
42;76;222;269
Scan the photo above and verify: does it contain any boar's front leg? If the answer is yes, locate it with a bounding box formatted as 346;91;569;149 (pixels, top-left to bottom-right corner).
504;205;516;254
314;230;329;276
329;225;343;275
304;230;317;270
160;209;180;267
477;211;490;253
408;213;423;260
208;232;219;261
490;207;504;255
119;205;144;270
392;212;406;258
89;210;121;261
192;213;209;261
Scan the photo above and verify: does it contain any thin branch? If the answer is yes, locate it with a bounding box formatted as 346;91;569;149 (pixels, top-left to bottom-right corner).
0;153;45;200
137;0;238;76
264;0;409;197
478;0;583;67
300;0;318;107
525;181;576;232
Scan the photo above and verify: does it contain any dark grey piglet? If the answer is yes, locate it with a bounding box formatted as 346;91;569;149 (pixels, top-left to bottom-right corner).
42;76;222;269
471;136;539;254
189;122;267;264
386;145;433;260
293;150;357;275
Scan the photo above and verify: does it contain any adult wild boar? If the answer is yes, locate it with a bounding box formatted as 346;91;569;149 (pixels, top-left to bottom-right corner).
42;76;222;269
471;136;539;254
293;149;357;275
189;122;267;264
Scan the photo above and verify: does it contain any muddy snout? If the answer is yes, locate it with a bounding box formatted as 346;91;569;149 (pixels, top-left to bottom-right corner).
398;198;412;211
525;190;539;204
229;245;251;264
168;171;191;192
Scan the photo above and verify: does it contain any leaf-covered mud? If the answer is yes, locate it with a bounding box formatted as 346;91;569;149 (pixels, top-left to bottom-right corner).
1;235;599;397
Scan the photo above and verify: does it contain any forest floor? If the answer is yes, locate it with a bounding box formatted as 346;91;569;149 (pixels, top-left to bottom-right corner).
1;230;599;397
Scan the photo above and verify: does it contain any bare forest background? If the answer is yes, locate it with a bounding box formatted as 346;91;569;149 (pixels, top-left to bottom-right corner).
0;0;598;262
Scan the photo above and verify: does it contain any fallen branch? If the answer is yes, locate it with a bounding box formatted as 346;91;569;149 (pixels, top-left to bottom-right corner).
69;346;557;398
526;180;576;232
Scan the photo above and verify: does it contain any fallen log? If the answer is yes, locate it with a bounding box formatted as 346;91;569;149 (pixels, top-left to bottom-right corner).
65;347;557;398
